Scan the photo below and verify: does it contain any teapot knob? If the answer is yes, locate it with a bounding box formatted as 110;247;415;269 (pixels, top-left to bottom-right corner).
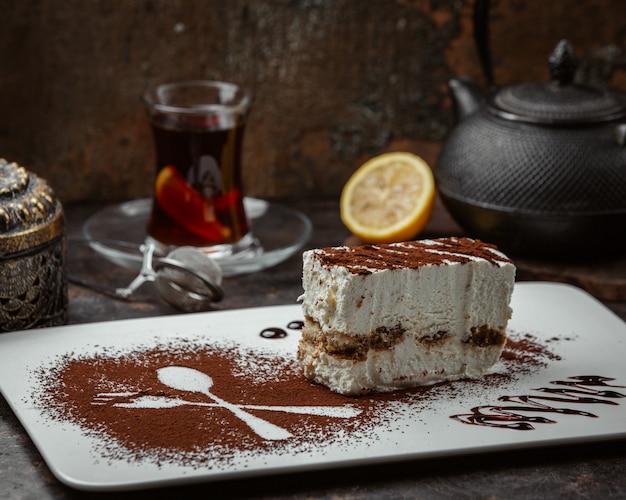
616;124;626;147
549;39;578;85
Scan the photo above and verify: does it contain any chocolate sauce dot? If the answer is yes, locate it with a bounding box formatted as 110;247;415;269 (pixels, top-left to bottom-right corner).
260;327;287;339
287;320;304;330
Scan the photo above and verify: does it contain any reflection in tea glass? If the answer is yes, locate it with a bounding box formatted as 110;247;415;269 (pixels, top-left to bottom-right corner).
143;80;255;258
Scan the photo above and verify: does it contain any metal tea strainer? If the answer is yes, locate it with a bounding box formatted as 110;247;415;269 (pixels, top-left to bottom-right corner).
70;239;224;312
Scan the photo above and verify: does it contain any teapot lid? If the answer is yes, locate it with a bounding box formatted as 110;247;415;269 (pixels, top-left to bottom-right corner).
488;40;626;125
0;158;64;254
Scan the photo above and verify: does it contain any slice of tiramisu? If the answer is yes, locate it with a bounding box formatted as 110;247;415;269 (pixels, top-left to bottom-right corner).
297;237;516;395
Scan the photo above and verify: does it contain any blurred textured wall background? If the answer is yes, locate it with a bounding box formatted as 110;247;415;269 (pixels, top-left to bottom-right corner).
1;0;625;204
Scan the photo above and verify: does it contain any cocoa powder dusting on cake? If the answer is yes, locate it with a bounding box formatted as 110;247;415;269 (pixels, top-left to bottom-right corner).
314;238;512;275
31;331;561;468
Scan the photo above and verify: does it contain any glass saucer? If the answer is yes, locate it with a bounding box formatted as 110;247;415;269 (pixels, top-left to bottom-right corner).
82;198;313;277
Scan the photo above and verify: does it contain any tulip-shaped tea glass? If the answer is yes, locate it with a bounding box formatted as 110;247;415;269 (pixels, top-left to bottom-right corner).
143;80;254;258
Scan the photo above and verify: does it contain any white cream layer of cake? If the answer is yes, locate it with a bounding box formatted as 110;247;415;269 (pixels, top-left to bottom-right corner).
297;238;516;396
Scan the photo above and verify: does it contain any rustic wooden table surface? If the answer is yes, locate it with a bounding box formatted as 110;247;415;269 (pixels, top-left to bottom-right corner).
1;198;625;499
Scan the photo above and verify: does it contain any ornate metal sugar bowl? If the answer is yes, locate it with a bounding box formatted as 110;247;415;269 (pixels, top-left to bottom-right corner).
0;159;67;331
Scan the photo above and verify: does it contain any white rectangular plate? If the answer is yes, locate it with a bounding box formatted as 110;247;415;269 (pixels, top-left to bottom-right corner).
0;282;624;491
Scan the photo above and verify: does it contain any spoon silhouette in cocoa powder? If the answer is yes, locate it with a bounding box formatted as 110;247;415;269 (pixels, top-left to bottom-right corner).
157;366;293;441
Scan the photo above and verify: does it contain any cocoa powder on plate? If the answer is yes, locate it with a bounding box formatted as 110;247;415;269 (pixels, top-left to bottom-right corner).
31;331;562;468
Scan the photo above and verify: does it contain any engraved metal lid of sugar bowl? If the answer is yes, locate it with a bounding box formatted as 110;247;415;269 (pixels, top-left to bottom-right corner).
0;158;67;331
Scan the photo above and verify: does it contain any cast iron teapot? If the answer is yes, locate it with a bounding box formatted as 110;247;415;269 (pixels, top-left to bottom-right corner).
436;0;626;259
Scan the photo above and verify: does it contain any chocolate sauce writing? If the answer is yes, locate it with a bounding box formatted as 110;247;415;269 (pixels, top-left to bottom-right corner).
451;375;626;430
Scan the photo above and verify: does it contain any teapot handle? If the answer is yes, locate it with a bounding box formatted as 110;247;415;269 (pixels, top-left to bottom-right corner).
474;0;495;90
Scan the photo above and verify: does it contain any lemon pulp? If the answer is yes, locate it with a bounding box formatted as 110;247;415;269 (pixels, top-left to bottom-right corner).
340;152;435;244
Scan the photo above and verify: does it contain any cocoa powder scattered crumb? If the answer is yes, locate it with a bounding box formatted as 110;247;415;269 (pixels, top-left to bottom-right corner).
500;330;563;374
31;331;564;469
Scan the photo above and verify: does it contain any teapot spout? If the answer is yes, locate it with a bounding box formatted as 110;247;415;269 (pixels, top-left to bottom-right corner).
449;76;484;121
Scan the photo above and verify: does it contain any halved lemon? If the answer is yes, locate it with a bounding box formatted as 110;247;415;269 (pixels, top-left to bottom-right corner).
340;152;435;243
